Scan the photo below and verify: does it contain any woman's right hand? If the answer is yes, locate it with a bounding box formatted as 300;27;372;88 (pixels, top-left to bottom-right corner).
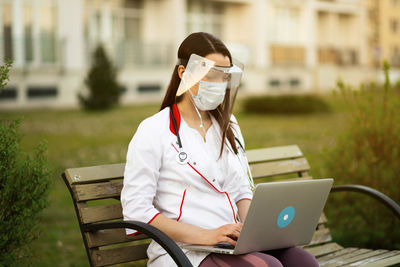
201;223;243;246
150;214;243;246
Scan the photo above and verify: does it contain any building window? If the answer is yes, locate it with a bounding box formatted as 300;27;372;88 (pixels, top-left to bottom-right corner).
40;4;57;63
270;45;305;65
1;0;58;65
118;0;143;41
137;84;161;93
27;86;58;99
391;46;400;67
269;79;281;89
86;0;143;43
289;78;300;89
186;0;224;38
271;6;301;44
114;7;143;65
24;3;34;63
336;49;358;66
391;19;399;33
0;87;18;101
86;0;146;66
2;3;13;61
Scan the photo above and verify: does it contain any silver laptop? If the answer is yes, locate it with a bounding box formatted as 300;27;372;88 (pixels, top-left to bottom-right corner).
182;178;333;255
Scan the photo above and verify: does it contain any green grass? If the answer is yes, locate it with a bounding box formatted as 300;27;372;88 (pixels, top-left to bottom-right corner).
1;103;161;267
0;95;394;266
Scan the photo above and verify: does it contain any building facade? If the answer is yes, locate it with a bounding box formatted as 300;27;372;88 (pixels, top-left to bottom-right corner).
0;0;396;109
368;0;400;68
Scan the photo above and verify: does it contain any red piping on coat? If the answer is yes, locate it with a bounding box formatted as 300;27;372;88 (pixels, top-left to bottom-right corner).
171;135;238;223
177;189;187;222
187;161;238;224
126;212;161;236
224;192;238;224
169;103;181;136
188;162;223;193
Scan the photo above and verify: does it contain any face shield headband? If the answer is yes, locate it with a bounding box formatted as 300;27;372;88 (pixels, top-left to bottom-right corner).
176;54;244;113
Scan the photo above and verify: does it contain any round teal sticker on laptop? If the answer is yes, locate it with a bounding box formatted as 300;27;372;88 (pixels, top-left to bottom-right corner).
277;206;295;228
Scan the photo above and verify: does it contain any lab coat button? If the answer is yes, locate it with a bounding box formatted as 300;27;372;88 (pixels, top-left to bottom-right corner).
193;162;196;165
212;179;216;182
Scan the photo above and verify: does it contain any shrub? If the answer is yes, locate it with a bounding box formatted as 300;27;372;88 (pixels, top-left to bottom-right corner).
395;79;400;90
324;62;400;250
242;94;331;114
0;63;51;265
0;60;12;90
79;44;121;110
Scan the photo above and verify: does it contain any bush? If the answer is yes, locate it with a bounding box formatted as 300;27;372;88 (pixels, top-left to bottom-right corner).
0;63;51;265
79;44;121;110
395;79;400;90
243;94;331;114
0;60;12;90
324;62;400;250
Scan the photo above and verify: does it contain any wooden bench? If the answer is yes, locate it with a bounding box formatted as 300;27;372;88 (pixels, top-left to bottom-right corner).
62;145;400;267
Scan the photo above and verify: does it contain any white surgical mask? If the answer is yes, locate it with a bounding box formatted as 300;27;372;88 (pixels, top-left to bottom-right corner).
192;81;227;111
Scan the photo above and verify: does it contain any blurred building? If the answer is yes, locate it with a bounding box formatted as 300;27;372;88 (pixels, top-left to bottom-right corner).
367;0;400;68
0;0;397;109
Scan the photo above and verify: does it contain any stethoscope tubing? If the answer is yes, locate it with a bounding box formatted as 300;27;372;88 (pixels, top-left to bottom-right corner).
170;105;255;189
170;107;183;149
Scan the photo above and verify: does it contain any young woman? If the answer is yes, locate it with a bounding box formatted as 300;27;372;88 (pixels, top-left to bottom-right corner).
121;32;319;267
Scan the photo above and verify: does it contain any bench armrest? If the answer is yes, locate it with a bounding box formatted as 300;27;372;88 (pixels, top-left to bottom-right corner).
331;185;400;220
84;221;193;267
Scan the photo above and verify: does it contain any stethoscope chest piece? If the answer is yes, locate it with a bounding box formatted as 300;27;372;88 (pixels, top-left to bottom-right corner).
176;151;188;165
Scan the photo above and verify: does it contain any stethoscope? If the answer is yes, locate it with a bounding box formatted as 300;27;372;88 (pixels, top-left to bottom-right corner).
235;136;255;191
170;107;189;165
170;106;255;190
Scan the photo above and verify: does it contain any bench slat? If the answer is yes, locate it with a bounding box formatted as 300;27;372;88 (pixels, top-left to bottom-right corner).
86;228;148;248
250;157;310;178
339;249;389;266
81;204;122;224
318;213;328;225
83;218;329;248
317;247;358;265
321;248;371;266
353;250;400;266
305;242;344;257
74;181;123;201
309;228;332;245
65;163;125;185
78;191;327;227
256;176;313;182
66;146;305;186
84;214;328;248
246;145;303;163
74;178;322;203
91;243;149;267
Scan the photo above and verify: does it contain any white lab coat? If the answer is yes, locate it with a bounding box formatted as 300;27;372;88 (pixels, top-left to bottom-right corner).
121;105;253;267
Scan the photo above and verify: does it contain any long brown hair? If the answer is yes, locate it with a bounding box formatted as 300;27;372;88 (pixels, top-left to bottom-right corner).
160;32;238;156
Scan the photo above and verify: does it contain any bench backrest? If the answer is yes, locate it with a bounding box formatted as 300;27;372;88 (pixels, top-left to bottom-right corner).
63;145;331;267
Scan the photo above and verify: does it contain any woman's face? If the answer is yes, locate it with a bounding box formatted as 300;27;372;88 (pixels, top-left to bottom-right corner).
178;53;231;96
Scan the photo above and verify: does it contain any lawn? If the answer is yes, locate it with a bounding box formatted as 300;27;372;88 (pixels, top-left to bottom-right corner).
1;95;397;266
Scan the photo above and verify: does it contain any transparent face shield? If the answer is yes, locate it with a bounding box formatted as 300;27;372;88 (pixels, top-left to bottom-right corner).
176;54;244;114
